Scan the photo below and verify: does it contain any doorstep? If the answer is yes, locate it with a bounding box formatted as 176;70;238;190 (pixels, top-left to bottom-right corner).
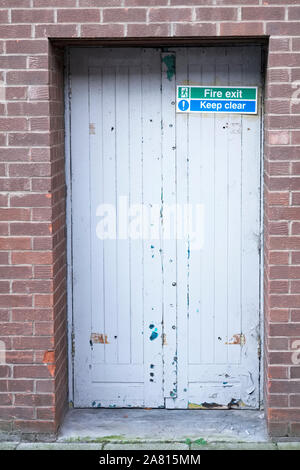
1;409;300;450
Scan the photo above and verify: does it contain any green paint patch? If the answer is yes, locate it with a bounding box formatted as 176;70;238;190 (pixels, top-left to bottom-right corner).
185;437;208;446
162;55;175;81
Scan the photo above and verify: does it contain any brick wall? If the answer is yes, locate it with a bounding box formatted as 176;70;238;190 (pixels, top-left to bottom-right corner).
0;0;300;437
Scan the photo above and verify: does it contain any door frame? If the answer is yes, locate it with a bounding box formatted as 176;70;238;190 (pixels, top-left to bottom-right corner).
64;44;265;408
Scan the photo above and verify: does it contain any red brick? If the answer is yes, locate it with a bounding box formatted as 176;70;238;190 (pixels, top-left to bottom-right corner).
10;223;51;236
269;309;289;323
14;420;57;433
15;393;54;407
171;0;214;3
0;56;27;69
5;351;34;364
290;395;300;408
0;25;31;38
0;281;9;293
267;131;290;146
291;423;300;436
80;23;124;37
270;280;288;293
125;0;167;4
10;194;52;208
268;178;300;192
12;9;55;23
269;207;300;221
14;365;51;379
0;178;30;192
0;323;32;336
242;6;284;20
220;22;263;35
292;38;300;51
7;71;49;86
0;295;32;308
36;380;55;393
103;8;147;22
292;223;300;235
269;53;300;68
149;7;192;22
267;192;289;206
34;294;53;308
35;24;78;38
127;23;170;37
0;0;30;5
270;381;300;394
267;22;300;36
268;162;290;177
288;6;300;20
6;40;48;55
13;336;54;351
0;208;30;222
34;0;76;5
0;237;31;250
216;0;259;3
57;9;100;23
9;163;51;177
269;395;289;408
195;7;237;20
270;323;300;337
8;133;50;147
291;309;300;322
12;252;53;265
269;37;290;52
12;308;52;322
174;22;217;36
6;87;28;101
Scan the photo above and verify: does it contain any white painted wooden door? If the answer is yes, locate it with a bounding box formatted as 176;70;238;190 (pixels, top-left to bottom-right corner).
68;46;262;409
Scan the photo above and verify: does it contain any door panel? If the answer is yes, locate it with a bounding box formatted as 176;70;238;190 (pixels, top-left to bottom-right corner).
69;46;262;409
173;46;262;409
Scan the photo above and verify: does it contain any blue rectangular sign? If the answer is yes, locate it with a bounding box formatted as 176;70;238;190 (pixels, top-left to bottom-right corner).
189;99;256;113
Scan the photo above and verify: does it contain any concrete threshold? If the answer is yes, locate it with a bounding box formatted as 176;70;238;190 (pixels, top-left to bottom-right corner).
58;409;269;444
1;409;300;450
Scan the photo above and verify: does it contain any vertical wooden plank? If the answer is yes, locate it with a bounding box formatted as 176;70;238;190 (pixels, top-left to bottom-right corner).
214;56;229;364
240;46;262;407
173;47;189;408
102;65;118;365
129;64;144;366
227;59;243;365
161;52;177;405
142;48;164;407
187;59;202;367
89;67;105;365
199;59;215;365
115;65;131;364
70;50;93;405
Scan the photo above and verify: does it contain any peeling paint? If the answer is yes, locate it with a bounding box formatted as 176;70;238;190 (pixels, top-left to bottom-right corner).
91;333;109;344
228;398;245;409
225;333;246;346
188;402;205;409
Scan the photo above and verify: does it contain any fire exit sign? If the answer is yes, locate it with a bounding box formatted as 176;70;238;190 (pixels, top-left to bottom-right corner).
177;86;258;114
